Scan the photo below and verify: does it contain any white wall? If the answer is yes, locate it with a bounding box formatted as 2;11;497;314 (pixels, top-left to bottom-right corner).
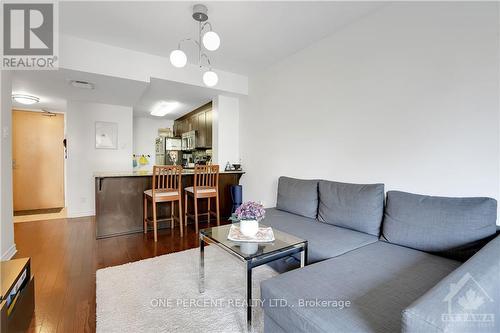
0;71;16;259
240;3;500;214
213;95;240;167
60;35;248;95
66;101;133;217
133;116;173;170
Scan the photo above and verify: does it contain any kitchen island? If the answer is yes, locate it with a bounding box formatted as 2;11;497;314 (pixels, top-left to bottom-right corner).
94;170;244;239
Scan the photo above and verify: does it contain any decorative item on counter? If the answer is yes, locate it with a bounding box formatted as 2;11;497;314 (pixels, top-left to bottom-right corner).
139;155;150;166
132;155;138;168
224;160;243;171
167;151;179;165
233;201;266;237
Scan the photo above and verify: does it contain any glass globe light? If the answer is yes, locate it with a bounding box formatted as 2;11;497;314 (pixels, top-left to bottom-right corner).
202;31;220;51
203;71;218;87
170;49;187;68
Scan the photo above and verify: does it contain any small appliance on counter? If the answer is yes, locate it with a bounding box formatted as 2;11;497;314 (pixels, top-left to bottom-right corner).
183;153;195;168
225;161;243;171
182;150;212;168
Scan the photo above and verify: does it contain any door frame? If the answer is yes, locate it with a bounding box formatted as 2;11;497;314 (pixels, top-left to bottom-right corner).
12;108;67;211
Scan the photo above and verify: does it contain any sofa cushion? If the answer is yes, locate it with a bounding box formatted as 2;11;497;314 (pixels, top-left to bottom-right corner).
382;191;497;252
402;235;500;333
261;241;461;333
263;208;378;264
276;177;318;218
318;180;385;236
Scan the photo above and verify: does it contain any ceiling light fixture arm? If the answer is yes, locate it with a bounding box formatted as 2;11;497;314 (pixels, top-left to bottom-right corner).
200;21;213;33
200;53;212;69
177;37;201;51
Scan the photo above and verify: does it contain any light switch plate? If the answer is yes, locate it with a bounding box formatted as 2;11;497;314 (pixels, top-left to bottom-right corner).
2;126;9;139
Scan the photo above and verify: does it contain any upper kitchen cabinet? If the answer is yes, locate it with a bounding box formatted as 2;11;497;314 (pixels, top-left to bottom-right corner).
197;111;206;148
205;109;212;147
173;121;180;137
173;102;213;148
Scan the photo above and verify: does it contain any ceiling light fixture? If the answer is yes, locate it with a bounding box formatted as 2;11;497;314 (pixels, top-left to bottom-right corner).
170;4;220;87
203;70;218;87
12;94;40;105
151;101;180;117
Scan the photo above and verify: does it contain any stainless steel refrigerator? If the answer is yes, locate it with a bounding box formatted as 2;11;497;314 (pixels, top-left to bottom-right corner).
155;137;182;165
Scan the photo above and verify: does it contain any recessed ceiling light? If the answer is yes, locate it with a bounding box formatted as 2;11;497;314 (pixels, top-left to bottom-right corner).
12;94;40;105
151;101;179;117
69;80;94;89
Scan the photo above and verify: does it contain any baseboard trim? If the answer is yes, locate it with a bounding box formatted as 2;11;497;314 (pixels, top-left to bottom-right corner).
2;244;17;260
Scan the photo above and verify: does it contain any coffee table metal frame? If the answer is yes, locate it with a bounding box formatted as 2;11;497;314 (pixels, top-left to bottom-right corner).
199;224;307;332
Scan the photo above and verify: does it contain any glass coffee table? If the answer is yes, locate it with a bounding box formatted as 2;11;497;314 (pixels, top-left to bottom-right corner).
199;223;308;331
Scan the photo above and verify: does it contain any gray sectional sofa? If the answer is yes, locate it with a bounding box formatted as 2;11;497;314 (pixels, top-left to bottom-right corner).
261;177;500;333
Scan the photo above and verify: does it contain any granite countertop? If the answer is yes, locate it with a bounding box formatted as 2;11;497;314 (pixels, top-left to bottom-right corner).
93;170;245;178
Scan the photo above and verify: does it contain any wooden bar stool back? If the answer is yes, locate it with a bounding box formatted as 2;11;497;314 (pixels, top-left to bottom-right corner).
184;165;220;234
143;165;183;241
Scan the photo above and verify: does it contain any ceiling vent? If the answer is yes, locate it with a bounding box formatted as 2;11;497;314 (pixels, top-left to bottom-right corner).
69;80;94;90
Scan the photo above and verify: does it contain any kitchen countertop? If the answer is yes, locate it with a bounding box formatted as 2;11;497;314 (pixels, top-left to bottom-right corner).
93;170;245;178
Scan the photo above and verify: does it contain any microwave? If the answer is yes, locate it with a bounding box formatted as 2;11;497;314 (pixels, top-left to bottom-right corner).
182;131;196;151
165;137;182;151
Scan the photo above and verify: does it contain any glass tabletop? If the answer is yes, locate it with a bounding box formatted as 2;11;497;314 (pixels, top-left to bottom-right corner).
200;223;306;260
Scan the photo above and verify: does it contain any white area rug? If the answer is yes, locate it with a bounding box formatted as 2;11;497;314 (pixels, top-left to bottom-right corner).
96;246;278;333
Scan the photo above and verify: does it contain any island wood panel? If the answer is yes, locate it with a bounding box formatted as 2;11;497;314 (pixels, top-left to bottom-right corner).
95;172;243;239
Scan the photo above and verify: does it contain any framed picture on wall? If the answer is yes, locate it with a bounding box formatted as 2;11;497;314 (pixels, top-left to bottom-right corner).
95;121;118;149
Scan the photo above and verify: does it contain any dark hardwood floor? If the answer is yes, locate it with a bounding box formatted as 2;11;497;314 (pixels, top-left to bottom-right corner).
14;216;227;333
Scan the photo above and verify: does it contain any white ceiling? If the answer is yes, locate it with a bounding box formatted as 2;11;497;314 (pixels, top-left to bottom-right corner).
11;69;148;112
12;2;387;118
60;2;386;75
134;78;222;118
11;69;222;119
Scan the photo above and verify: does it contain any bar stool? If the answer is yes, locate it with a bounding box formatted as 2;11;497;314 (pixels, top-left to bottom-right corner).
184;165;220;234
144;165;183;242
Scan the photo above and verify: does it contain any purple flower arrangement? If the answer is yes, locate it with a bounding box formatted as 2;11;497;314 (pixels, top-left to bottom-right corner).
235;201;266;221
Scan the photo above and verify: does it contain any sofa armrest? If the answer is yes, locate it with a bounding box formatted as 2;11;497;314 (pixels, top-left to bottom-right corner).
402;235;500;333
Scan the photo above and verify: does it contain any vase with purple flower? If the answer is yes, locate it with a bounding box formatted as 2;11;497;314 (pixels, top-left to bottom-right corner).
234;201;266;237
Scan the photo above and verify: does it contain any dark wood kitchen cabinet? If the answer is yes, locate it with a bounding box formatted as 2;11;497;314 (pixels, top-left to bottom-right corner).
205;109;212;147
174;119;188;137
173;102;212;148
197;111;206;147
173;122;180;136
181;119;188;134
191;114;198;133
